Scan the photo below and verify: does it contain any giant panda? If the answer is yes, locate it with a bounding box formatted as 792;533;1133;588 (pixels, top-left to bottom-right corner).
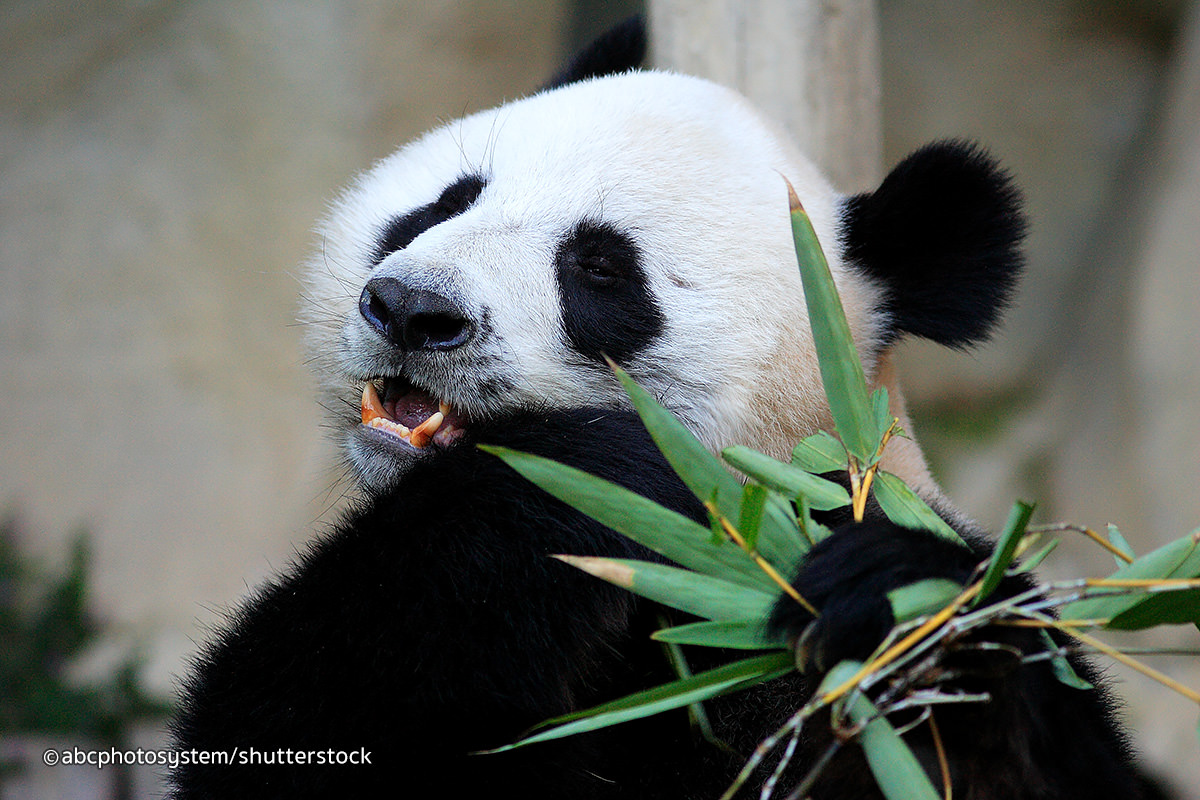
170;19;1149;800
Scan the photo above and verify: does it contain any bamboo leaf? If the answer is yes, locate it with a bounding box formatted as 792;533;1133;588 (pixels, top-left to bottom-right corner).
792;431;848;474
872;471;966;546
481;446;772;589
739;483;769;551
856;707;942;800
1013;538;1058;574
797;497;834;546
658;635;721;747
887;579;964;624
870;387;896;461
610;367;809;580
822;663;940;800
788;183;876;462
723;445;851;511
1107;524;1135;567
554;556;777;623
490;652;794;752
1040;630;1093;690
652;620;785;650
973;501;1036;607
759;496;811;574
1061;529;1200;626
611;364;743;522
1107;590;1200;630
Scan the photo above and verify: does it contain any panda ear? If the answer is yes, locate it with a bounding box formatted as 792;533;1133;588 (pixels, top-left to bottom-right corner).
841;140;1026;349
543;15;646;90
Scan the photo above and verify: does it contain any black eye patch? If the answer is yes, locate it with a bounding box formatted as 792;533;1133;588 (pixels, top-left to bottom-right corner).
372;174;487;265
555;219;664;363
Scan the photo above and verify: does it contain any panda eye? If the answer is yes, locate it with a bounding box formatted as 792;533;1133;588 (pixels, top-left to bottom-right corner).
554;218;664;364
372;174;487;265
558;221;639;288
577;255;621;284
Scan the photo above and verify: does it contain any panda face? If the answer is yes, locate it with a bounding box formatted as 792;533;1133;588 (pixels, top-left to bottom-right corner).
303;71;891;491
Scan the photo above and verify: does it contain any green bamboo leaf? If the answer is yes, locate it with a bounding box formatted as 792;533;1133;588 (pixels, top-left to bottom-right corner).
1013;537;1059;574
792;430;848;474
797;497;834;546
856;708;942;800
490;652;794;752
870;387;897;462
872;471;966;546
1107;524;1135;567
1107;589;1200;630
658;636;721;746
723;445;851;511
1040;630;1093;690
609;366;808;581
822;663;940;800
788;184;876;462
973;501;1036;607
887;579;964;624
652;620;785;650
1061;528;1200;626
481;446;772;590
707;490;726;546
759;496;811;573
739;483;769;550
554;555;777;623
611;364;744;522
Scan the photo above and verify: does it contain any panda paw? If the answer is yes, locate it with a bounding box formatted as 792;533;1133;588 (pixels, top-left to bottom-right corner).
768;520;982;675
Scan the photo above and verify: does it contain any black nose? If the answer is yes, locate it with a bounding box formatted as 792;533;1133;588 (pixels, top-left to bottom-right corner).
359;278;474;352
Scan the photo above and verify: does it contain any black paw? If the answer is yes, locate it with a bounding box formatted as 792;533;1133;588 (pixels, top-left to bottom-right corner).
768;521;981;674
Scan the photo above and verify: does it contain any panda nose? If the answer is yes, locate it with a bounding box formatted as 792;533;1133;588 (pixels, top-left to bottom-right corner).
359;278;474;352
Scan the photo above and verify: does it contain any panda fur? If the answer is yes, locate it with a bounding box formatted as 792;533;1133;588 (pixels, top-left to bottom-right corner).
171;19;1148;800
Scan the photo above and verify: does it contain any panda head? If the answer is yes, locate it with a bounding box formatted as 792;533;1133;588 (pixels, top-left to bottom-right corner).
302;26;1024;494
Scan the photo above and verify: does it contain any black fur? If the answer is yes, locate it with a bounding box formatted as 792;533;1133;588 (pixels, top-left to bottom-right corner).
170;410;753;799
544;15;646;90
372;174;487;266
555;219;665;363
841;141;1026;348
171;411;1149;799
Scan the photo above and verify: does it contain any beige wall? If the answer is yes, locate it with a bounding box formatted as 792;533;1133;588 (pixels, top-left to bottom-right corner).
3;1;1199;797
0;0;566;695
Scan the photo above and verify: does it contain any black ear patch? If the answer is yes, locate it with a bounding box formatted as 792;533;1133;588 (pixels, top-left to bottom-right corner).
555;219;664;363
841;141;1026;349
543;15;646;90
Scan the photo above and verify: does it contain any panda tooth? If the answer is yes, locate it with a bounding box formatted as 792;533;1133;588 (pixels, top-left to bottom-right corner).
361;382;388;424
409;411;445;448
365;417;409;437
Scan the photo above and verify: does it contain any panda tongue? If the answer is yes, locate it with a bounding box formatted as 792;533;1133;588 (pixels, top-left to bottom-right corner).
384;385;468;446
387;391;442;430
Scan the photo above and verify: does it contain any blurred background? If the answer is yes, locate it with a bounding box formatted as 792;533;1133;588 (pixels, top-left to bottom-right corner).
2;0;1198;797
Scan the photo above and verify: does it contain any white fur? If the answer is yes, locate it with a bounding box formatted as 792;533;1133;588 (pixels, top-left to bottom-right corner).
301;71;907;491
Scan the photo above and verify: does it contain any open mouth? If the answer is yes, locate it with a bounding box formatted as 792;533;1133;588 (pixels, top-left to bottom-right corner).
360;378;469;450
